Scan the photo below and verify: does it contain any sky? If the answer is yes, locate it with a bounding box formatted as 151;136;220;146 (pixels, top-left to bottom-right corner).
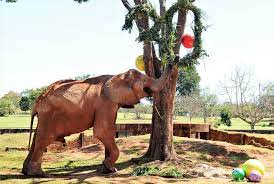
1;0;274;99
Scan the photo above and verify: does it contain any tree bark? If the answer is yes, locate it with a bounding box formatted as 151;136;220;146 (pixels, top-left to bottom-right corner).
203;113;206;123
250;123;255;130
189;113;192;122
145;68;178;160
145;2;187;160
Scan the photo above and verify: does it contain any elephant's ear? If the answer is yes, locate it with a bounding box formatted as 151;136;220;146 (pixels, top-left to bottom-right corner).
103;73;140;105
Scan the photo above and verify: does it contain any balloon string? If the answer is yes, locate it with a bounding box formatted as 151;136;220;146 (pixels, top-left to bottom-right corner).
153;104;163;120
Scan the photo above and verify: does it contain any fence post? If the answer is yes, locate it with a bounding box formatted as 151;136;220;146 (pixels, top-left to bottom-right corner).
79;133;84;148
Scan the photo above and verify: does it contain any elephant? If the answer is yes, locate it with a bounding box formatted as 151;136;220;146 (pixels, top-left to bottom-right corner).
22;63;174;176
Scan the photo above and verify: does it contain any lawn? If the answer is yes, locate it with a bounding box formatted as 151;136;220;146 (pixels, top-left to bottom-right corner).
217;118;274;130
0;114;273;131
0;115;37;129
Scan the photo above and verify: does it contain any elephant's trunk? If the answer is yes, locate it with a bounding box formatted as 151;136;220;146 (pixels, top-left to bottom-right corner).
149;63;174;92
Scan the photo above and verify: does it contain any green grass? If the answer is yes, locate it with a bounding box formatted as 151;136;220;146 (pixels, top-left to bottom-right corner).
0;114;273;131
217;118;274;130
0;133;104;175
0;114;214;128
0;115;37;128
0;133;29;150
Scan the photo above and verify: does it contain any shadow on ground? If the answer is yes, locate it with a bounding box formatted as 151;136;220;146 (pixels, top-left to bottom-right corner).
0;158;136;183
175;139;252;167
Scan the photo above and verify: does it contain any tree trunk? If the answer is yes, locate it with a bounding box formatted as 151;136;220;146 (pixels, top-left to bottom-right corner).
235;86;239;111
203;113;207;123
250;123;255;130
145;68;178;160
189;113;192;122
135;112;141;119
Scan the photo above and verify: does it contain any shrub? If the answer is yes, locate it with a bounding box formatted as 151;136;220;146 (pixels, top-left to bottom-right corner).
131;165;185;178
159;167;184;178
220;109;231;126
132;165;160;176
19;96;30;112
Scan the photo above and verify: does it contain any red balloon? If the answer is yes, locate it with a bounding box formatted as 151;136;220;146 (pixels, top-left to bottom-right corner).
181;34;194;48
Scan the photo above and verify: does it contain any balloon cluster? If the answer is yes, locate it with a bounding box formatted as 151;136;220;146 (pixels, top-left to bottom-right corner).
232;159;265;182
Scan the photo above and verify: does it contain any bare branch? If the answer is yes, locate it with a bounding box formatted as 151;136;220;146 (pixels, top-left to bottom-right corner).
173;5;187;55
159;0;166;16
121;0;132;11
158;0;166;58
133;0;154;77
219;80;233;104
152;44;162;78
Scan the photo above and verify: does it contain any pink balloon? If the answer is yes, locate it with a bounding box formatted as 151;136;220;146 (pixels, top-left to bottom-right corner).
247;170;262;182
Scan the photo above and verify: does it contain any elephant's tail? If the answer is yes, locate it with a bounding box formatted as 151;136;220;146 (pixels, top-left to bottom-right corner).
28;112;37;150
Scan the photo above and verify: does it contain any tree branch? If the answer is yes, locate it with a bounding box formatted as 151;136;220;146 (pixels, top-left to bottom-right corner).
152;44;162;78
159;0;166;47
173;7;187;55
133;0;155;77
121;0;132;11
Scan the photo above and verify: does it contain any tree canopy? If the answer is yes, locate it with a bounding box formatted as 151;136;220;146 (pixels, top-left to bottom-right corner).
176;66;200;96
19;96;30;112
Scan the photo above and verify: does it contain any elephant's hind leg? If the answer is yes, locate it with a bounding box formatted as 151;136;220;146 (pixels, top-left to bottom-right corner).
22;133;37;175
22;130;56;176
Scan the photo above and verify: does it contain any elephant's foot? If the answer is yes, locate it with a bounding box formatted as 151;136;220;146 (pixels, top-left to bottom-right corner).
22;161;45;176
102;161;117;174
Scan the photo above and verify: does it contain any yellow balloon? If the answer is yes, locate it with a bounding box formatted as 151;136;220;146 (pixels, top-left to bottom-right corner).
242;159;265;177
135;55;145;71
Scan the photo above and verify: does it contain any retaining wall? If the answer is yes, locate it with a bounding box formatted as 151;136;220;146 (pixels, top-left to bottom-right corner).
3;125;273;151
209;129;274;150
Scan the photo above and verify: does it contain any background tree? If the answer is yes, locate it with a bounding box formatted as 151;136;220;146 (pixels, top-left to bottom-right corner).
263;83;274;113
200;88;217;123
1;0;16;2
174;95;185;119
219;66;273;129
74;74;91;80
179;92;201;121
0;91;20;116
19;96;30;113
21;87;46;107
237;94;272;130
1;91;21;109
176;66;200;96
133;104;152;119
0;99;13;116
174;65;200;120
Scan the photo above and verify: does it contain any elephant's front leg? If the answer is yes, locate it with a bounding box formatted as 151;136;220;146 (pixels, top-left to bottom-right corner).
93;105;119;173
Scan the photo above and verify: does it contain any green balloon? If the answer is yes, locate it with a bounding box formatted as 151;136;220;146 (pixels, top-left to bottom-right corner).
232;168;245;181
